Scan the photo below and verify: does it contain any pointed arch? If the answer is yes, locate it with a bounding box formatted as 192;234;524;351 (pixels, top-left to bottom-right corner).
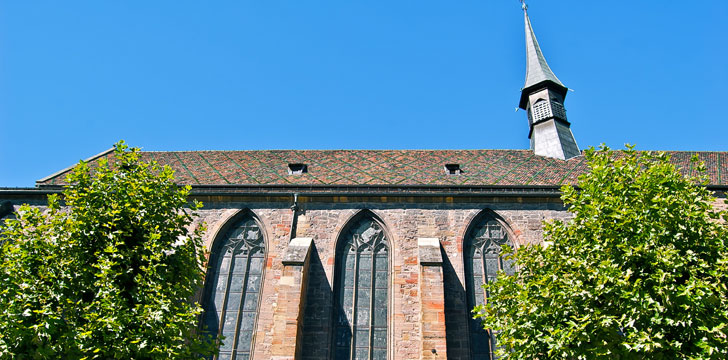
330;209;394;257
331;209;390;360
201;209;267;360
463;209;516;360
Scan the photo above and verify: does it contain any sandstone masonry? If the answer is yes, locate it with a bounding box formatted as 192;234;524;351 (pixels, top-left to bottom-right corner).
190;195;573;359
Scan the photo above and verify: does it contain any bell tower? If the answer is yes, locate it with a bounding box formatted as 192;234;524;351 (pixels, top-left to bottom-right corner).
518;3;580;160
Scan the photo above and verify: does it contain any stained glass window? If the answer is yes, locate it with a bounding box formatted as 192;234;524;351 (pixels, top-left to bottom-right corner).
465;214;515;360
202;215;265;360
333;216;389;360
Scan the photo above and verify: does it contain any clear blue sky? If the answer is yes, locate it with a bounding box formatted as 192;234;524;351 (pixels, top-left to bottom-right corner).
1;1;726;187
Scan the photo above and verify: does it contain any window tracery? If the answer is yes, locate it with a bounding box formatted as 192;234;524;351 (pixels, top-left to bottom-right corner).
333;215;389;360
202;215;265;360
465;214;515;360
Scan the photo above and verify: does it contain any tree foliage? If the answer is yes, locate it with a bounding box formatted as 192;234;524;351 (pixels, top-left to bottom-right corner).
476;146;728;359
0;142;215;359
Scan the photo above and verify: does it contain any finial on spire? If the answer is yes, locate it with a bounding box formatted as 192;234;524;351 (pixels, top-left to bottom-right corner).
517;2;580;160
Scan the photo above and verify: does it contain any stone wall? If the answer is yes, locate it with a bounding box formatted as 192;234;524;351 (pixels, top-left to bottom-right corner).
8;191;725;359
194;198;571;359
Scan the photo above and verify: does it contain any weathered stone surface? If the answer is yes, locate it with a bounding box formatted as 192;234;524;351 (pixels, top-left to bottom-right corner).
0;195;581;359
186;199;573;359
418;238;443;266
282;237;312;265
418;238;447;359
270;239;312;359
3;190;724;359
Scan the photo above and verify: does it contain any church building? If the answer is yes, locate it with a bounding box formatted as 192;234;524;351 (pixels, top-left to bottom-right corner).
2;5;726;360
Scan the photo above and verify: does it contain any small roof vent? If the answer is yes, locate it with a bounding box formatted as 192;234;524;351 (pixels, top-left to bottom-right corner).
444;164;461;175
287;163;308;175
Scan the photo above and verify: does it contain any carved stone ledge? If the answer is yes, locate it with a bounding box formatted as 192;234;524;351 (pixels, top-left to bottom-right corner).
282;237;313;265
418;238;443;266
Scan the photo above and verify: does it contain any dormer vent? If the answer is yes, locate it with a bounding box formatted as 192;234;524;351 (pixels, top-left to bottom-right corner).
287;163;308;175
444;164;461;175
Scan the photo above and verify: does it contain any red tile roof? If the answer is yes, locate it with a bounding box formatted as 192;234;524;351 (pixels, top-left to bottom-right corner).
36;150;728;187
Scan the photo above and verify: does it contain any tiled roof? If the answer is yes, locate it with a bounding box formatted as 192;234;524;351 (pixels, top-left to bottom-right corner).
36;150;728;187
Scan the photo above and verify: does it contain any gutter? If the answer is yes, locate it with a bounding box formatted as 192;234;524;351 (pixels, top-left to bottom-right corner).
289;193;299;241
9;184;727;199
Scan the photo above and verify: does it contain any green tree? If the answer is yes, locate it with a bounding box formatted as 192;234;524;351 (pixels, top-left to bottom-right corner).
476;146;728;359
0;142;216;359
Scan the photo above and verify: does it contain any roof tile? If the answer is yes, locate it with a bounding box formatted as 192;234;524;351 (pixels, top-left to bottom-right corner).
38;150;728;187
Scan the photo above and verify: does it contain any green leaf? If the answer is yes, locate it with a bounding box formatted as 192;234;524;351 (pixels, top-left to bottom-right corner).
476;145;728;360
0;141;216;359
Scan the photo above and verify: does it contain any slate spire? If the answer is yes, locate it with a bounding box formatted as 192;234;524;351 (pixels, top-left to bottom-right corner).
520;6;566;104
518;2;580;160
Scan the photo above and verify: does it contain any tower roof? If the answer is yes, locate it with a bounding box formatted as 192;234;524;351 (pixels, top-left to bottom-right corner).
519;5;568;109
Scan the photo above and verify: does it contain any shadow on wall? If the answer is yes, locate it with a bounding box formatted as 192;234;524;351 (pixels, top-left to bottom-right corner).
300;240;479;359
301;243;334;360
0;201;12;218
442;248;470;360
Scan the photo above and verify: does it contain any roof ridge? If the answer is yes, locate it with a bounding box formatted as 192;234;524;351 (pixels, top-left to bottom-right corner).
138;149;537;153
35;147;115;184
638;149;728;153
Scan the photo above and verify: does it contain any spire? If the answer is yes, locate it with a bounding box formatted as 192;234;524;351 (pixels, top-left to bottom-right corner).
517;2;580;160
519;4;567;109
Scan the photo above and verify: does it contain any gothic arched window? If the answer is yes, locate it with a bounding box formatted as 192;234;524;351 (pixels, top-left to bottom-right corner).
333;214;389;360
465;213;515;360
201;213;266;360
